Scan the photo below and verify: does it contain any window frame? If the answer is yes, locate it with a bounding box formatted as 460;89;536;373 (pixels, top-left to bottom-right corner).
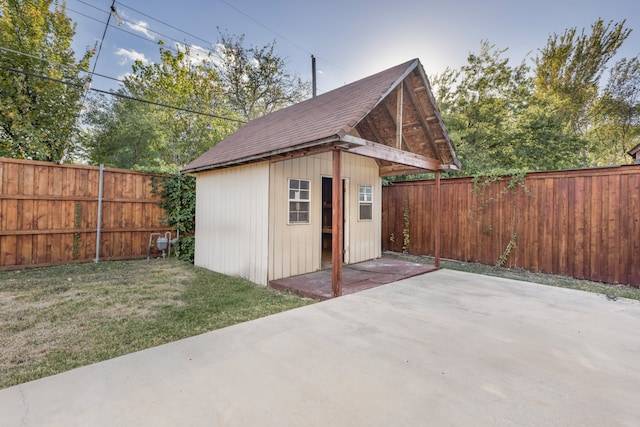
287;178;311;224
358;184;373;221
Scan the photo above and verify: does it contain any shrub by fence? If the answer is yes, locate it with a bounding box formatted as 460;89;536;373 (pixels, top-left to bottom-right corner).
0;158;171;269
382;165;640;287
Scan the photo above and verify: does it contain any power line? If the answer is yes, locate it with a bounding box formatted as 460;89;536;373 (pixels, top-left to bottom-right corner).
66;7;108;26
74;0;109;15
218;0;357;79
219;0;311;55
117;15;217;56
88;0;115;87
1;44;223;110
116;0;214;47
90;86;245;124
0;65;247;124
73;0;356;86
66;6;184;56
69;0;352;94
72;0;218;57
0;46;124;86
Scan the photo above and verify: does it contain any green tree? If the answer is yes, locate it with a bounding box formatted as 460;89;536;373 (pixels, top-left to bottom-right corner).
86;43;236;169
85;35;310;170
216;32;310;120
83;94;169;169
588;56;640;164
534;19;631;135
432;41;584;174
0;0;93;162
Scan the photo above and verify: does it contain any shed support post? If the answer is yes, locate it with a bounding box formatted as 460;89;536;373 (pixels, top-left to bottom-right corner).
435;170;441;268
332;148;343;297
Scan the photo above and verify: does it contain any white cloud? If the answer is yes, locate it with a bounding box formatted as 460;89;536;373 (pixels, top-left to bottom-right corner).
212;43;227;67
117;71;134;82
125;20;156;40
115;48;149;65
174;42;213;66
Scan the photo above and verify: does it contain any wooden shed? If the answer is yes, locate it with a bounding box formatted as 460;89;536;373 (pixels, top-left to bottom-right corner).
182;58;460;296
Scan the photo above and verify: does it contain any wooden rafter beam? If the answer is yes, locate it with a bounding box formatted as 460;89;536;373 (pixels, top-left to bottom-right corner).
404;77;440;156
361;115;386;145
381;85;417;153
343;135;439;171
379;165;426;177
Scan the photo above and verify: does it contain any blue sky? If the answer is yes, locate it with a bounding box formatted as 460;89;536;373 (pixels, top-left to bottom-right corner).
68;0;640;95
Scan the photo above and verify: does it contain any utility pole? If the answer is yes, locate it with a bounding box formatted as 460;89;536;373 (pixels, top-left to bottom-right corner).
311;55;317;98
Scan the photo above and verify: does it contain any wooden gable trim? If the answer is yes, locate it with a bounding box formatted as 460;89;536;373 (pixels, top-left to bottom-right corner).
412;64;462;170
342;135;440;171
403;75;441;157
358;59;420;120
396;81;403;150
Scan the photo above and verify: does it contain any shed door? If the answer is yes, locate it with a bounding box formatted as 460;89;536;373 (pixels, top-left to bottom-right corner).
321;177;345;268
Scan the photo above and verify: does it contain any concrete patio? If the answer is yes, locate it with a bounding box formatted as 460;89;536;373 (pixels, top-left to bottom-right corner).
1;269;639;426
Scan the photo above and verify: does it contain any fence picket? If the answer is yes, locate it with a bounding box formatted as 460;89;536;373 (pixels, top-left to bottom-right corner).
0;158;171;269
382;165;640;287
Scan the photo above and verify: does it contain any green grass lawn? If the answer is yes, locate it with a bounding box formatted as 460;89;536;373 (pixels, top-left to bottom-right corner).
0;259;315;389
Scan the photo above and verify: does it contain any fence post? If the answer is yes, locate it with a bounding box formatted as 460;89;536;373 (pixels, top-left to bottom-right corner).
94;164;104;263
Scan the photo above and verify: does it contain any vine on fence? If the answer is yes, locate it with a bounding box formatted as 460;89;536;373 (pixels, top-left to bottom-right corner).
496;233;518;268
402;195;410;253
470;169;533;268
151;173;196;263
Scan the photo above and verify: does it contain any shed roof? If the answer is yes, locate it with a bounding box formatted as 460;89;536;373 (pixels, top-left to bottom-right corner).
182;58;460;175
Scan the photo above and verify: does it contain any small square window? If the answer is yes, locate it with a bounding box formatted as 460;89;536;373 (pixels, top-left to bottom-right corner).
358;185;373;221
288;179;311;224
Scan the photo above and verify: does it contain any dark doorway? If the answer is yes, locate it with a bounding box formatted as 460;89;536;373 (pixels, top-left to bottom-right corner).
321;177;345;269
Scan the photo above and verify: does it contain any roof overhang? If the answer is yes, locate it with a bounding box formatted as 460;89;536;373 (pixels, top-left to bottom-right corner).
181;136;343;173
183;132;461;175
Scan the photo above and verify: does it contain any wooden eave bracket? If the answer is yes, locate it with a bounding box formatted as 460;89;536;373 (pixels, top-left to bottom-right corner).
438;164;460;171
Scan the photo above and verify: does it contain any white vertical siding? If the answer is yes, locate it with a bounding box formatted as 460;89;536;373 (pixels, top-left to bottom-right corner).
269;154;324;281
194;162;269;285
268;152;381;281
345;153;382;264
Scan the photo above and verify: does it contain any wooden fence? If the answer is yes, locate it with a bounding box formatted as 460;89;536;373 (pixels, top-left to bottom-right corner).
382;165;640;287
0;158;171;269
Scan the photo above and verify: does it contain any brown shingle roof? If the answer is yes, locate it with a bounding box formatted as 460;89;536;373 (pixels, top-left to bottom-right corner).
183;59;458;173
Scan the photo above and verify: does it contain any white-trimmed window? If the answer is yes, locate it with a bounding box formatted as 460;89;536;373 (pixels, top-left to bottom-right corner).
358;185;373;220
288;179;310;224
